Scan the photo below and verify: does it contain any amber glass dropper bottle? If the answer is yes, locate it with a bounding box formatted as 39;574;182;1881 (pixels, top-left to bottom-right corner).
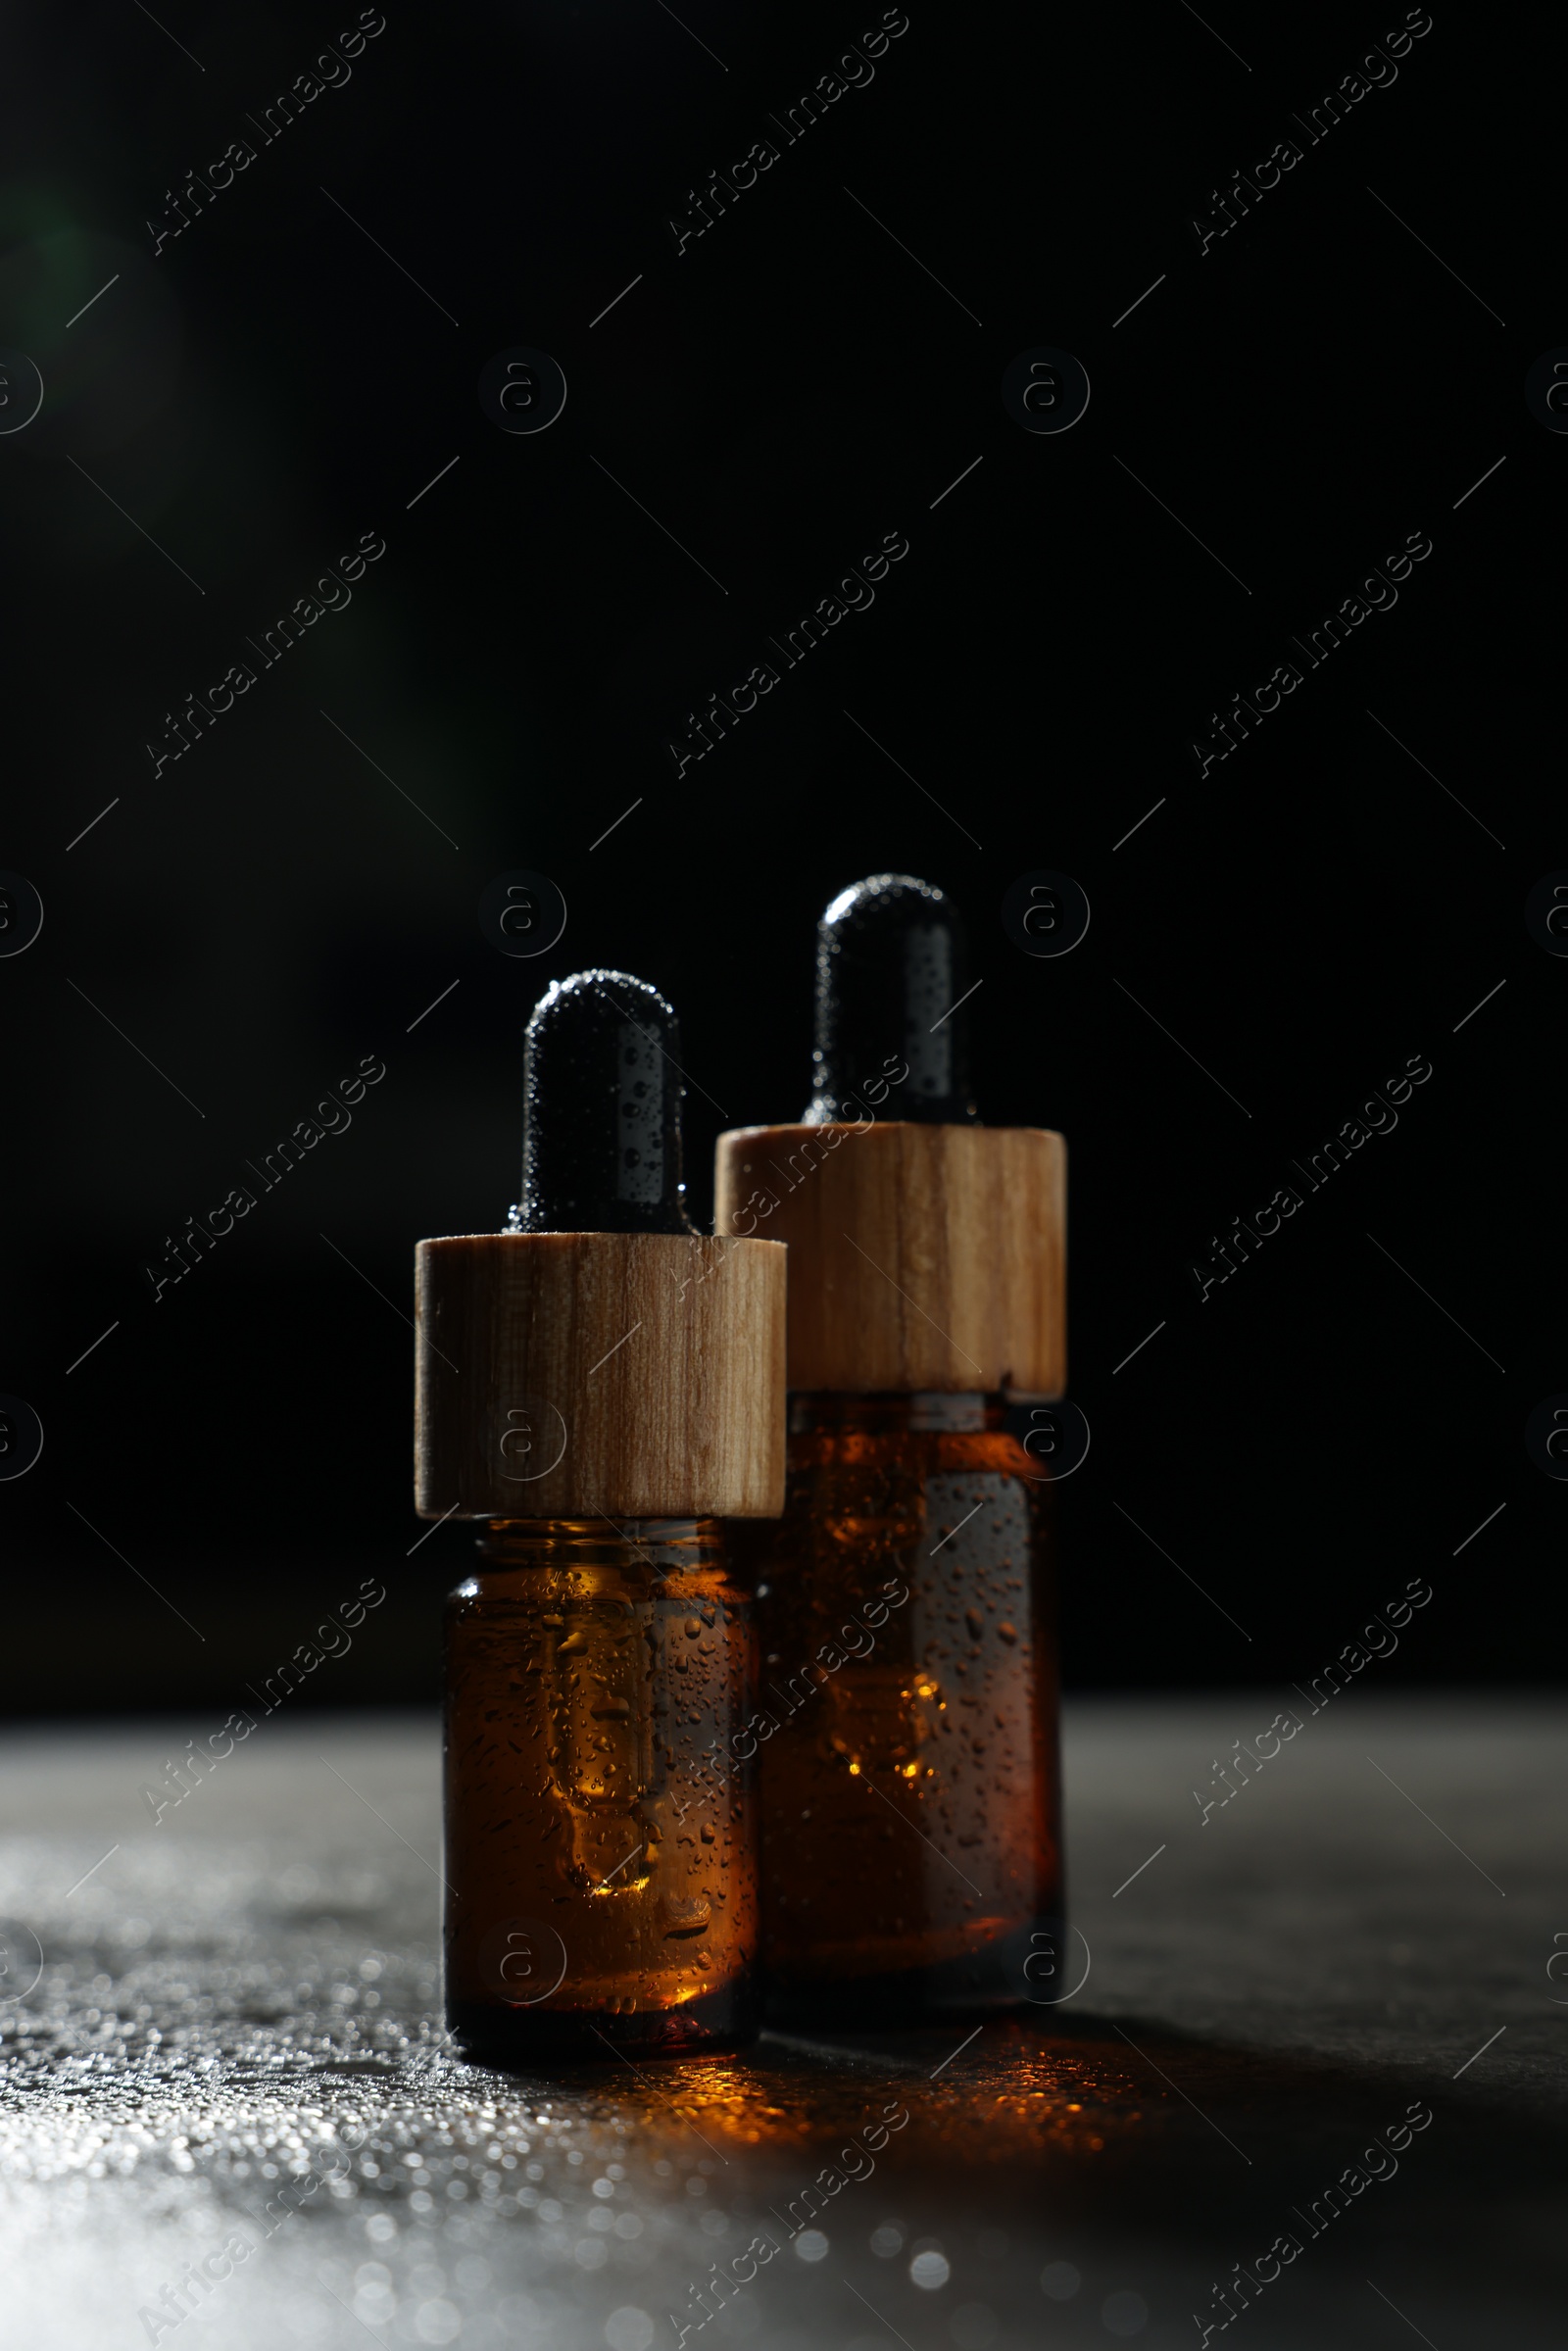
715;877;1067;2026
415;970;784;2062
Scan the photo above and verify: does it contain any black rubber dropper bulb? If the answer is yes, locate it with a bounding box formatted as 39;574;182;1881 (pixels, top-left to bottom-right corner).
510;969;694;1234
804;873;979;1124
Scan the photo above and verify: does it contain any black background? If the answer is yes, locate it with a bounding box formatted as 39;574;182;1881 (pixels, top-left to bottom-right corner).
1;0;1554;1712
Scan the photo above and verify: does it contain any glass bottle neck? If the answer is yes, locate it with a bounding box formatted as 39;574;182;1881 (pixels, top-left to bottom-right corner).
475;1518;720;1574
787;1393;996;1436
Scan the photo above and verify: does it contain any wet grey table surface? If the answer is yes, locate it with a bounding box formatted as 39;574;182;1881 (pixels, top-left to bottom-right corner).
0;1696;1560;2351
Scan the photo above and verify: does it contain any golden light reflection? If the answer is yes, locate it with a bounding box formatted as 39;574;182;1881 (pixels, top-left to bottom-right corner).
536;2023;1157;2165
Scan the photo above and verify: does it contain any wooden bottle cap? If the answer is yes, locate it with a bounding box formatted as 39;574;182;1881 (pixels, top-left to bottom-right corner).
712;1122;1065;1396
414;1232;786;1519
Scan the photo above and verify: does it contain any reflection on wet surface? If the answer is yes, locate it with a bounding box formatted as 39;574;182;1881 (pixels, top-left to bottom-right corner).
1;1707;1561;2349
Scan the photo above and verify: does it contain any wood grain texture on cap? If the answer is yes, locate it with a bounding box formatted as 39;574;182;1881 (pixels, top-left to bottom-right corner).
414;1232;786;1519
713;1122;1065;1396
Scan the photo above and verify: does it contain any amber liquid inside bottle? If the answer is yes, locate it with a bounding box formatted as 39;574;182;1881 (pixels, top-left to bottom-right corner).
444;1518;758;2062
735;1395;1063;2025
